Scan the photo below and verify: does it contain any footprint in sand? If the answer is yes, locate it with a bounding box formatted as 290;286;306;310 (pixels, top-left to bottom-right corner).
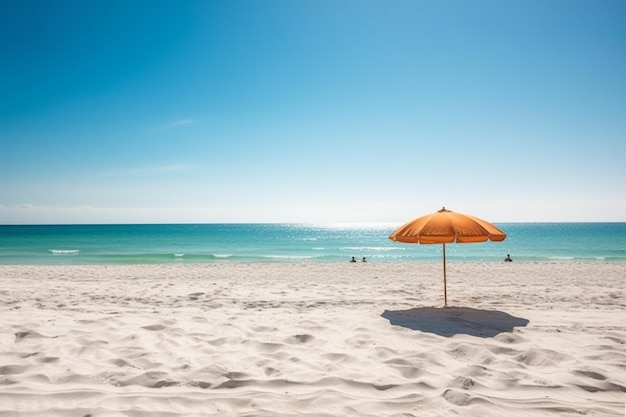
188;292;205;300
15;330;48;342
285;334;314;344
141;324;167;331
0;365;27;375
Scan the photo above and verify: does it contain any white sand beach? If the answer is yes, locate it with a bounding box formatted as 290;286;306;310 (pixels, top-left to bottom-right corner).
0;262;624;416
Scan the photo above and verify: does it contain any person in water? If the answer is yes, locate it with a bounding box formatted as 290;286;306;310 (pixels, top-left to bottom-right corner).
504;254;513;262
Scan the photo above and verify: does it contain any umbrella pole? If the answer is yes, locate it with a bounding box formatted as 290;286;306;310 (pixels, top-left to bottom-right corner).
443;243;447;307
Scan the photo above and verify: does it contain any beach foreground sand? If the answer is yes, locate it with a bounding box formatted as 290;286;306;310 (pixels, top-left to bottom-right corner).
0;262;624;417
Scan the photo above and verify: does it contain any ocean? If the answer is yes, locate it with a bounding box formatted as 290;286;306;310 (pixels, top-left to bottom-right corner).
0;223;625;265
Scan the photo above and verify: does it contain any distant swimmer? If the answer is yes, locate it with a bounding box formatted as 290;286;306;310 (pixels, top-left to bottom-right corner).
504;254;513;262
350;256;357;262
362;257;367;262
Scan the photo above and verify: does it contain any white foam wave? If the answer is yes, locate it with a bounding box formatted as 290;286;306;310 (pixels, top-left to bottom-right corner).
174;253;185;257
49;249;80;255
214;254;232;258
340;246;404;252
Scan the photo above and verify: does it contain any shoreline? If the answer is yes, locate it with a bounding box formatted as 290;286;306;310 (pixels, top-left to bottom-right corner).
3;258;626;267
1;262;625;416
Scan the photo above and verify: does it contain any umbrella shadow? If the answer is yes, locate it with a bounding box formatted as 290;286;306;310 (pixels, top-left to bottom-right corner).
381;307;529;338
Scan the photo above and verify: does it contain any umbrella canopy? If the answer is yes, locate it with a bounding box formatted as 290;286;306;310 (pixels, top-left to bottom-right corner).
389;207;506;306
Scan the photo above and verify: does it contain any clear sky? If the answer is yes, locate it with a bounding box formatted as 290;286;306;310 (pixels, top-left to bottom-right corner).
1;0;625;224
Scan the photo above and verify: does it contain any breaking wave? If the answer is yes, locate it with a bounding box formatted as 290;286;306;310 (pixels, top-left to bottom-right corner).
49;249;80;255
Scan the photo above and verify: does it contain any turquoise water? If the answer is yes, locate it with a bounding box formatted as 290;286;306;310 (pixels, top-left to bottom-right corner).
0;223;625;265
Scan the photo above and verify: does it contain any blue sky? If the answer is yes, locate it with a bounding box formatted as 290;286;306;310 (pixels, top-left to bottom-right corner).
1;0;625;224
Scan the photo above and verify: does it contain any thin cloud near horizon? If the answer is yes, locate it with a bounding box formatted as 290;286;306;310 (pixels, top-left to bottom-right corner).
1;204;96;211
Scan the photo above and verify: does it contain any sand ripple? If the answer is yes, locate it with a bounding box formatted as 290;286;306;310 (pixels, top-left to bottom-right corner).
0;262;625;416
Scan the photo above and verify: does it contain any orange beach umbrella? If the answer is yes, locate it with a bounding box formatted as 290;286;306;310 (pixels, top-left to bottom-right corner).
389;207;506;306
